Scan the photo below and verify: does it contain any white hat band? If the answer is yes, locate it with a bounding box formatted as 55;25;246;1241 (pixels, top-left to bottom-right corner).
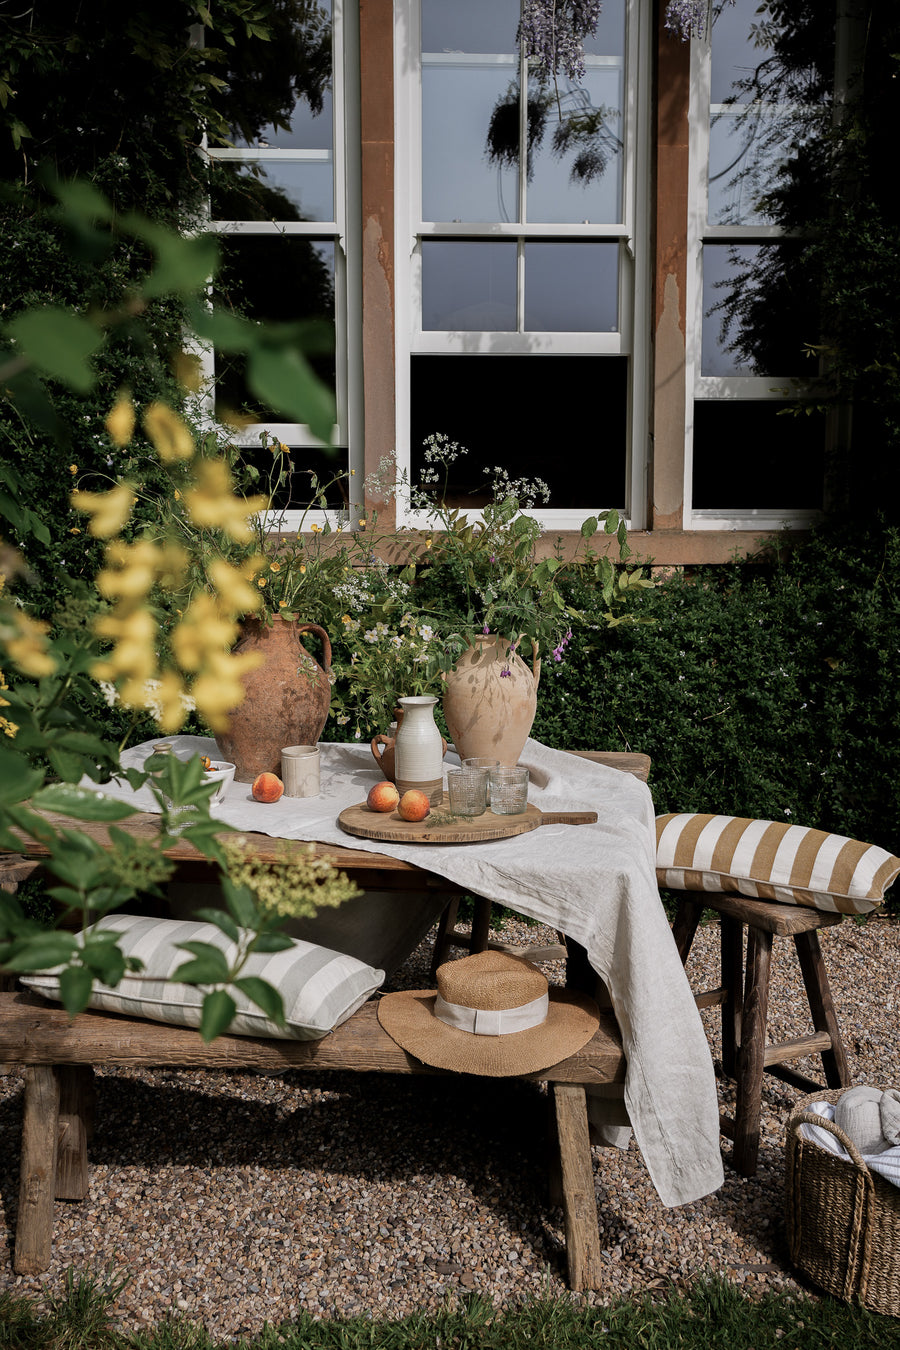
433;991;549;1037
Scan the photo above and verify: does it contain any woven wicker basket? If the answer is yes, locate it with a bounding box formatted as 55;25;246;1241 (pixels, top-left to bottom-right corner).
786;1089;900;1316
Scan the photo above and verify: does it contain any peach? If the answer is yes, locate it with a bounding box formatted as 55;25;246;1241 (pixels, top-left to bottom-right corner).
398;789;431;822
367;781;400;813
252;772;284;803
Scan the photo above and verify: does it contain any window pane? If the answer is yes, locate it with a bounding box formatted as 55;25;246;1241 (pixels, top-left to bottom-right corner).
702;244;812;377
231;1;334;150
707;0;823;227
422;0;519;223
422;241;517;330
422;59;519;223
692;402;825;511
210;160;334;223
213;237;336;420
237;442;349;511
422;0;519;53
525;67;624;224
710;0;777;104
411;355;627;508
525;242;618;331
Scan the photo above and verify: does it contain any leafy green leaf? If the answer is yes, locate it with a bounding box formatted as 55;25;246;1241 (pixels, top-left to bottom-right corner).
174;942;231;983
0;749;45;804
222;877;259;929
250;931;294;954
233;976;284;1024
7;307;102;392
5;930;77;972
59;963;95;1015
200;989;237;1042
193;908;241;943
580;516;598;538
247;344;336;444
31;783;138;822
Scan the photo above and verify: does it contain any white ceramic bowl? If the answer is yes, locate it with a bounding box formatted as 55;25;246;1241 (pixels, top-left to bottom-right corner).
202;760;236;804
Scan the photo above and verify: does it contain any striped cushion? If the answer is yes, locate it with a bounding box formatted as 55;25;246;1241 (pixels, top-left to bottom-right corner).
655;814;900;915
21;914;384;1040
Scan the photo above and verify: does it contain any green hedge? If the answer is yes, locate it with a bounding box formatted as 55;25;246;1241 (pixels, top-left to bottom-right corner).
533;521;900;864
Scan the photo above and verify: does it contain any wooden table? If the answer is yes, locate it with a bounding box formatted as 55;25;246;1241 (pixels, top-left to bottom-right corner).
0;749;649;1290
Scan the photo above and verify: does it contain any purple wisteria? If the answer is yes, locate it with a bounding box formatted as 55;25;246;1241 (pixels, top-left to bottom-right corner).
664;1;735;43
518;0;603;83
552;628;574;663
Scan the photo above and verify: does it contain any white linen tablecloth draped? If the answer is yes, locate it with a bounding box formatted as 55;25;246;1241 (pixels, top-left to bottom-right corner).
90;735;724;1207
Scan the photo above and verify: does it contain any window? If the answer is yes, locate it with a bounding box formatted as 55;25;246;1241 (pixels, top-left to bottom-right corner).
395;0;650;530
685;0;825;528
202;0;362;524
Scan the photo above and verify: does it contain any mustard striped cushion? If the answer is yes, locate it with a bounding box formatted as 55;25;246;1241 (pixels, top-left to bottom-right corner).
655;814;900;915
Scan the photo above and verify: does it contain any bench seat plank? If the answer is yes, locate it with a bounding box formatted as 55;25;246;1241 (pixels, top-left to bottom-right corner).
0;991;625;1082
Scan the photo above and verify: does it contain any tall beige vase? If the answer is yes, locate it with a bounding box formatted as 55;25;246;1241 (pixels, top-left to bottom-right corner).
442;636;540;767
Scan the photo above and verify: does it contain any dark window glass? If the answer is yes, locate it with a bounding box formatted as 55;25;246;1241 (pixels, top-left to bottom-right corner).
213;236;336;421
411;355;627;509
692;402;825;510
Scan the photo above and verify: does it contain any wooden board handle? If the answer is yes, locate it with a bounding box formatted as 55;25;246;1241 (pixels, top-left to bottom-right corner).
539;812;598;826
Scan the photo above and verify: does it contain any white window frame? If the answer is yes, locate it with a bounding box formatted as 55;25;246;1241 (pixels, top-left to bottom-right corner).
198;0;363;533
394;0;651;533
684;6;822;532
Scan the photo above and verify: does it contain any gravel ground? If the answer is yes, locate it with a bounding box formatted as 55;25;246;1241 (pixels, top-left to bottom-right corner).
1;913;898;1339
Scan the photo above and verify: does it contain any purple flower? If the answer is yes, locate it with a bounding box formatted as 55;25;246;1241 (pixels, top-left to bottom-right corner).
482;623;490;635
500;667;511;678
518;0;602;83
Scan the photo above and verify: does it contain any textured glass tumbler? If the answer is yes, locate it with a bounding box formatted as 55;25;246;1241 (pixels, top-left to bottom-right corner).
446;768;488;817
489;766;529;815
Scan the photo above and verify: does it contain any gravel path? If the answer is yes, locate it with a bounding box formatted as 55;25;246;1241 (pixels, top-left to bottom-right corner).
1;914;898;1339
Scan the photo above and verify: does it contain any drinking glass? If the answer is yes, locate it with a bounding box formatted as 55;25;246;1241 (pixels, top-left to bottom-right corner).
488;765;529;815
446;768;488;817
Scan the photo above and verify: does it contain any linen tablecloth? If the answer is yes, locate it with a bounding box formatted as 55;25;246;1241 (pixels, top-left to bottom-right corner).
90;735;725;1207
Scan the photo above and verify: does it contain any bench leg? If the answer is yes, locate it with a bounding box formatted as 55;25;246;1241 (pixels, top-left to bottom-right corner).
732;925;772;1177
15;1065;60;1275
553;1083;603;1290
793;930;852;1090
56;1066;95;1201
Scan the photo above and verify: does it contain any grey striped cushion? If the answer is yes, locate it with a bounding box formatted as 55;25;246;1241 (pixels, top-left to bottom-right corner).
656;813;900;915
21;914;384;1040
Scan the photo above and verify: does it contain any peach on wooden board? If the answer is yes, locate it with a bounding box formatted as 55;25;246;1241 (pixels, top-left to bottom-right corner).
367;781;400;813
398;789;430;822
252;772;284;803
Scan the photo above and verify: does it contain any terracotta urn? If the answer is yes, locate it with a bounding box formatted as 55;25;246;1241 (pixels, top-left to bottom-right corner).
442;635;540;767
217;617;332;782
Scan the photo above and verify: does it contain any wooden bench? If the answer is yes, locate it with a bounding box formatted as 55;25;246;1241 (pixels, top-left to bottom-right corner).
0;989;625;1290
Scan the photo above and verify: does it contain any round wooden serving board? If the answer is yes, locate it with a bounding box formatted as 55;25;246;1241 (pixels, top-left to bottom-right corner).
338;797;598;845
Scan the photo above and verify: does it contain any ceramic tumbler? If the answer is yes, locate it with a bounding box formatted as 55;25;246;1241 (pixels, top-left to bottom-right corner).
281;744;320;798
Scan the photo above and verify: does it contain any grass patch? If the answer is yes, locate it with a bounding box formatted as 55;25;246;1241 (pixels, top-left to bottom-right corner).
0;1274;897;1350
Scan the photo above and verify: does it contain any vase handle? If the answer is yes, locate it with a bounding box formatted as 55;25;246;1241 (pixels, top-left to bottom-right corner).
295;623;332;673
371;732;394;764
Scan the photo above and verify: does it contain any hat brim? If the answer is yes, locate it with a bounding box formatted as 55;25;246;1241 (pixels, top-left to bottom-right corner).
377;986;601;1077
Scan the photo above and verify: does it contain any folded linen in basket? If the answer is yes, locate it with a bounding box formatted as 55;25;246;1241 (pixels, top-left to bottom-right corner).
801;1100;900;1189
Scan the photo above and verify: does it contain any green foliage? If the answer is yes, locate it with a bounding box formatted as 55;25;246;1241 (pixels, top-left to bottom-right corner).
533;521;900;886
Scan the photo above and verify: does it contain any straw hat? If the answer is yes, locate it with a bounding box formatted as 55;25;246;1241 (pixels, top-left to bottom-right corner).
376;950;601;1077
